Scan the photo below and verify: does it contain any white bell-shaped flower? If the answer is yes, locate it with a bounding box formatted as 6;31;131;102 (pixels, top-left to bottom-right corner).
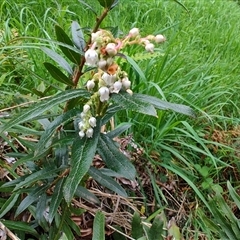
112;81;122;93
79;130;85;138
99;86;110;102
83;104;90;113
122;77;131;90
86;80;95;91
86;128;94;138
89;117;97;127
145;43;154;52
85;49;99;66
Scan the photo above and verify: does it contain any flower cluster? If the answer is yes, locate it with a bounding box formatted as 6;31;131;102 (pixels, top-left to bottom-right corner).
79;28;166;138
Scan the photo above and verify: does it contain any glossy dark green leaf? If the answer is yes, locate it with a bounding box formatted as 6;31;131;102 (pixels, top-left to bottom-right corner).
36;194;49;230
44;62;74;86
41;47;73;75
0;193;19;218
48;178;65;223
131;212;143;239
101;104;123;125
15;185;49;217
55;25;81;64
3;220;39;238
75;186;100;205
133;93;195;117
63;119;101;203
0;89;89;133
97;134;136;180
71;21;85;51
111;92;157;117
92;211;105;240
88;167;127;197
35;109;80;157
65;217;81;236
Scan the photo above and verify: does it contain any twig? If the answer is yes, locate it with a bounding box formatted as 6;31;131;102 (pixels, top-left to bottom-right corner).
0;221;21;240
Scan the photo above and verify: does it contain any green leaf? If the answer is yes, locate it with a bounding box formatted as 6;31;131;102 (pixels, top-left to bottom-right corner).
148;215;164;240
98;0;119;9
112;92;157;117
0;89;89;133
35;109;80;157
97;134;136;180
227;181;240;211
71;21;85;51
75;185;100;205
92;211;105;240
167;218;181;240
14;166;58;191
63;119;101;203
88;167;127;197
15;185;49;217
43;62;74;86
49;178;65;223
41;47;73;75
2;220;39;238
131;212;143;239
133;93;195;117
78;0;97;15
106;123;132;139
55;25;81;64
36;194;49;230
101;104;123;125
0;193;19;218
125;55;146;81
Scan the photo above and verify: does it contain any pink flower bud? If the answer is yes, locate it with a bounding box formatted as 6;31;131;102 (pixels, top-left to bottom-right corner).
155;34;166;43
129;28;139;38
106;43;117;56
99;86;110;102
85;49;98;66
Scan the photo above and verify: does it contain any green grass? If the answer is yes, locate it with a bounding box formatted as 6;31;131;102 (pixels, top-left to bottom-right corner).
1;0;240;239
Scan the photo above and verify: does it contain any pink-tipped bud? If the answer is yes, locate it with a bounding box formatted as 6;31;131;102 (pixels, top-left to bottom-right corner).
155;34;166;43
129;28;139;38
106;43;117;56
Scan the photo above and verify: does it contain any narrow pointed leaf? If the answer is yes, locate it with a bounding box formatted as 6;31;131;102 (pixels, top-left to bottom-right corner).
35;109;80;157
15;185;48;217
227;181;240;211
0;193;19;218
71;21;85;51
97;133;136;180
111;92;157;117
48;178;65;223
44;62;74;86
3;220;39;238
106;123;132;139
0;89;89;133
88;167;127;197
55;25;81;64
78;0;97;15
134;93;195;117
41;47;73;75
75;186;100;205
14;166;58;190
63;119;101;203
92;211;105;240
